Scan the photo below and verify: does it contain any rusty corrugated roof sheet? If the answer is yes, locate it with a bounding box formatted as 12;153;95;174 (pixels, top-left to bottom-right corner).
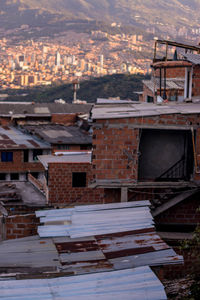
0;126;50;150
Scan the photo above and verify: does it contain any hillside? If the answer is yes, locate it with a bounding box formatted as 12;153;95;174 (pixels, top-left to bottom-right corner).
5;74;149;103
1;0;200;37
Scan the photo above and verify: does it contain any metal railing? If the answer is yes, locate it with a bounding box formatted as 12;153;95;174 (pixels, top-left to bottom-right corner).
156;155;186;181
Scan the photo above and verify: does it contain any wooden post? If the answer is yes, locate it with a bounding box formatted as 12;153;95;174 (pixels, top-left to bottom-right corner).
165;43;168;61
154;41;157;61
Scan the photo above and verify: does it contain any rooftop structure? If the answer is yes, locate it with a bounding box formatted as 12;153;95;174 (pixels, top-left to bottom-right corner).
142;39;200;104
92;101;200;120
22;124;92;147
38;152;92;170
0;126;50;150
0;102;92;118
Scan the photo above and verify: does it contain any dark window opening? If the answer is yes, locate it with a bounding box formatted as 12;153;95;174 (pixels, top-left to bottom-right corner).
80;145;91;150
138;129;194;182
147;95;154;103
10;173;19;180
56;145;70;150
187;70;191;98
1;151;13;162
30;172;39;179
33;149;43;161
24;150;29;162
72;172;86;187
169;90;178;101
0;173;6;180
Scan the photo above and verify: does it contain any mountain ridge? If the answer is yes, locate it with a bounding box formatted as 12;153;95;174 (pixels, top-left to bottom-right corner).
1;1;200;36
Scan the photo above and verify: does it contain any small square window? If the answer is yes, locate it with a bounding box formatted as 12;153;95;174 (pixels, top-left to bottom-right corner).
1;151;13;162
72;172;86;187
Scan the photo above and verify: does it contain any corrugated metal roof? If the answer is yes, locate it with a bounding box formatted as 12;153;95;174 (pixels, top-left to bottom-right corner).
0;202;183;299
91;102;200;120
22;124;92;145
182;53;200;65
0;103;92;117
96;98;138;104
35;202;183;269
37;202;154;238
38;152;92;169
0;126;50;150
0;266;167;300
143;78;184;93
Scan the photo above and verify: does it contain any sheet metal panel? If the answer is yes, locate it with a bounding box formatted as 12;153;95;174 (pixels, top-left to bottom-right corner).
37;203;154;238
75;200;151;211
0;251;61;268
0;267;167;300
91;102;200;120
97;231;170;254
60;250;105;263
38;225;70;238
0;238;57;254
36;207;74;218
110;249;184;269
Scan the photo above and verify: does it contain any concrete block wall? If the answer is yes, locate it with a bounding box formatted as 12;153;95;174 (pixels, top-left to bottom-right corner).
48;162;104;205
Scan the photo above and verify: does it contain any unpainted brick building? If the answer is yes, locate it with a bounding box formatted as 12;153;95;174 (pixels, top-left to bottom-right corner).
38;152;105;206
141;40;200;103
91;102;200;227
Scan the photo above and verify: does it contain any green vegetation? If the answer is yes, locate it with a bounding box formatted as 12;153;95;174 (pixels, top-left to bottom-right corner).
5;73;149;103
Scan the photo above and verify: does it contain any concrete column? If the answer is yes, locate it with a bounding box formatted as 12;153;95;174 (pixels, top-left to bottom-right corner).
28;150;33;162
121;187;128;202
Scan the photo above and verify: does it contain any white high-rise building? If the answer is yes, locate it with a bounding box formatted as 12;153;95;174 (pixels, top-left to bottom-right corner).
55;51;61;67
99;54;104;69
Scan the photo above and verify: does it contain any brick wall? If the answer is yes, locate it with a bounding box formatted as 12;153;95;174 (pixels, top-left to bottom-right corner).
5;213;40;239
155;196;200;225
0;150;44;173
192;65;200;97
141;84;154;102
51;113;77;125
0;117;12;126
93;124;140;180
142;83;184;103
0;204;47;240
48;162;104;205
92;113;200;182
155;67;185;78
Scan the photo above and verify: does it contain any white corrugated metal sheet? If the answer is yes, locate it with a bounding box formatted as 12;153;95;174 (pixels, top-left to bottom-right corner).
0;266;167;300
36;201;154;238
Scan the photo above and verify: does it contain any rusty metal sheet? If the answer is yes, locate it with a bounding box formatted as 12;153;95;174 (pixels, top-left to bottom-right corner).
97;231;170;254
28;139;40;148
55;240;99;254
